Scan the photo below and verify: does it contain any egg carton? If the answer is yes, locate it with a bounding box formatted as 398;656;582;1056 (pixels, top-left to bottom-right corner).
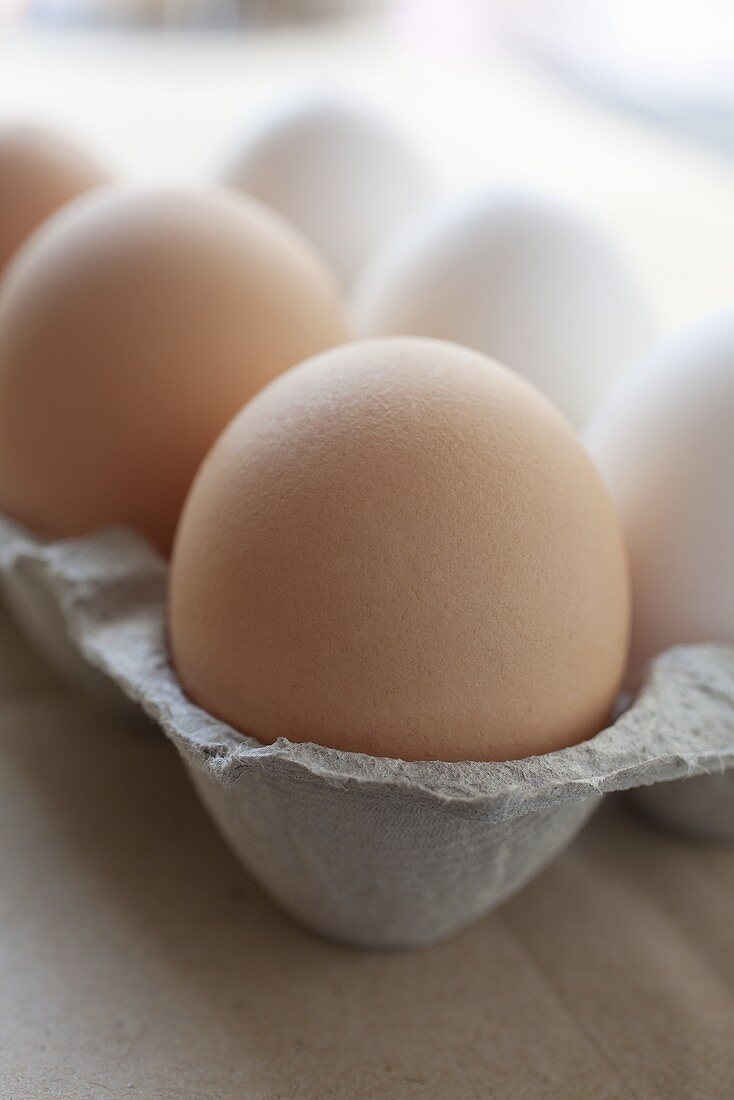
1;512;734;949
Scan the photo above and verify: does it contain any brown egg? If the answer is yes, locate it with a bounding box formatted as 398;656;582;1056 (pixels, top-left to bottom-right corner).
0;185;348;553
170;337;630;763
0;124;111;278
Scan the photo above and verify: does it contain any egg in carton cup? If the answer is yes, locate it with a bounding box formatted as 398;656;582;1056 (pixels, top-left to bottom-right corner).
1;511;733;948
584;310;734;845
1;326;733;946
4;127;731;865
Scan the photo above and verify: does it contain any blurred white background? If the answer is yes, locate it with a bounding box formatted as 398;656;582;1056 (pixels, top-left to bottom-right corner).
1;0;732;334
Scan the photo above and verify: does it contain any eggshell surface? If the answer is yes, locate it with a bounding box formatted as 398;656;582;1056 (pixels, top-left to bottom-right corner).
353;190;653;426
170;337;630;763
0;185;347;553
221;94;434;287
586;310;734;682
0;124;111;278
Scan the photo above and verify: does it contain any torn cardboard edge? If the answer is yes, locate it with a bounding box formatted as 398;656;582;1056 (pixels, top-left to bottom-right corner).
2;512;733;821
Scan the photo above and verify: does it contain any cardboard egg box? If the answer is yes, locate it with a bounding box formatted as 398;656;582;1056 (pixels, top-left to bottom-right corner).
1;513;733;948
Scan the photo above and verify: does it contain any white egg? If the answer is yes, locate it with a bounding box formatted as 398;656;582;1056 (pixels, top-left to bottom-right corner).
220;93;434;288
353;190;653;426
585;309;734;682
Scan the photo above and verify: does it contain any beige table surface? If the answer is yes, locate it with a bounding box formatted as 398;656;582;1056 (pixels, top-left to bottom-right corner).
2;605;734;1100
1;15;734;1099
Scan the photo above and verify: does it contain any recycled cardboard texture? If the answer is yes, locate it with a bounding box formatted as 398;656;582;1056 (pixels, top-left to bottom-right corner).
2;602;734;1099
2;513;733;947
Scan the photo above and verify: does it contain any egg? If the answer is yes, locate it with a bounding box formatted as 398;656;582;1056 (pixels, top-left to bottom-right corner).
0;185;347;554
220;94;434;288
0;123;111;278
353;190;653;427
585;310;734;683
170;337;630;763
